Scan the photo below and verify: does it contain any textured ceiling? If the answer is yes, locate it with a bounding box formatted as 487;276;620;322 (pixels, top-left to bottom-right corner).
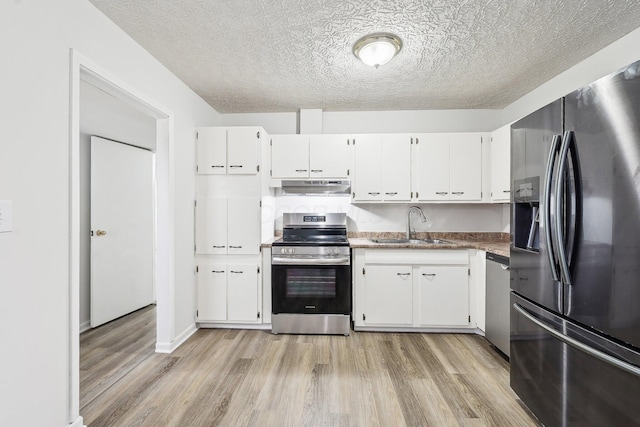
89;0;640;113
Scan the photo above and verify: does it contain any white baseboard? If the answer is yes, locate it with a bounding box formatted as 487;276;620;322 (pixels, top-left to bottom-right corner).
353;326;479;334
79;320;91;334
155;323;197;354
67;415;84;427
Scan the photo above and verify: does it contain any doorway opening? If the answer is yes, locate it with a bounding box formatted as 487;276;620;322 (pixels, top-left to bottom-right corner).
70;49;175;425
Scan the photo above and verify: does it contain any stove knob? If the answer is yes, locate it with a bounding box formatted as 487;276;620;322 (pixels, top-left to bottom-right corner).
281;248;286;254
290;248;295;254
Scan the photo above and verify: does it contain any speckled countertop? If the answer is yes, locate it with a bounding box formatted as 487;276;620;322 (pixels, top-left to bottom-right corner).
348;232;509;257
263;232;510;258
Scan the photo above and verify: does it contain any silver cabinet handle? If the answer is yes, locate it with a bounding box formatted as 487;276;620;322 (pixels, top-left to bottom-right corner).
422;273;436;277
212;245;225;248
451;192;464;195
229;245;243;248
385;192;398;196
295;169;308;172
211;165;225;168
310;169;323;173
503;190;511;193
513;303;640;378
435;192;448;195
397;273;411;276
230;270;244;274
211;270;225;273
229;165;243;168
368;192;380;196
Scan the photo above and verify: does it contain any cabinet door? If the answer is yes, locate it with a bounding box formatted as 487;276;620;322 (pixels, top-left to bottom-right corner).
450;133;482;201
271;134;309;178
195;198;227;254
490;126;511;202
227;264;260;322
353;135;382;201
415;134;450;201
197;266;227;321
364;265;413;325
227;127;259;174
381;134;412;201
227;198;261;255
418;266;469;326
196;128;227;174
309;134;350;178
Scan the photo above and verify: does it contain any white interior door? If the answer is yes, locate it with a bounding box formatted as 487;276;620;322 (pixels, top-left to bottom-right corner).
90;136;154;327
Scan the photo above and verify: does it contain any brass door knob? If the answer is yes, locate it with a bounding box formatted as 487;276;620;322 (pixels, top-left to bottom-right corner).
96;230;107;236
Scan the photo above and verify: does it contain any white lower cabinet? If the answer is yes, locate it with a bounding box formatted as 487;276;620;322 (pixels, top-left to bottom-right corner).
354;249;471;330
197;263;261;324
363;265;413;325
197;266;227;321
418;265;469;326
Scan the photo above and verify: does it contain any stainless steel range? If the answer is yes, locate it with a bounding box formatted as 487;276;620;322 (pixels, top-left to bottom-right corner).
271;213;351;335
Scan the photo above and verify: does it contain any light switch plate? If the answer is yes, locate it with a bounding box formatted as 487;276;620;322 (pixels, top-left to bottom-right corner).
0;200;13;232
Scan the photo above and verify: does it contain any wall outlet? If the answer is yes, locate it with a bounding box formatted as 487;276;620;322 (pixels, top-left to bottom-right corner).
0;200;13;233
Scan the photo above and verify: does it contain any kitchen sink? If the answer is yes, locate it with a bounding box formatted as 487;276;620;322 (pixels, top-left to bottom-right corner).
369;238;453;245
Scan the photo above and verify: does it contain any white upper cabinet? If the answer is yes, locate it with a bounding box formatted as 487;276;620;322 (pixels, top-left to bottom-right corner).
196;128;227;174
270;135;309;178
271;134;350;179
227;127;260;174
353;134;382;201
414;134;450;201
227;198;261;255
449;133;482;201
414;133;482;201
381;135;412;201
353;134;412;202
309;134;350;178
195;197;261;255
195;198;228;255
490;124;511;202
196;127;261;175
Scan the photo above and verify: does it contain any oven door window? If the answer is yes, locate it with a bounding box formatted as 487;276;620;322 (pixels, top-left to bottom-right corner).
286;268;336;298
272;264;351;314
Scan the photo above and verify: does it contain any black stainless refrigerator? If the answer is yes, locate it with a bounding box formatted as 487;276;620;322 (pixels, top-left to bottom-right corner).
510;60;640;426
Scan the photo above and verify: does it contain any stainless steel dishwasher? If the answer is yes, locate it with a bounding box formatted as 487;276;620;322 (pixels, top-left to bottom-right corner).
485;252;510;357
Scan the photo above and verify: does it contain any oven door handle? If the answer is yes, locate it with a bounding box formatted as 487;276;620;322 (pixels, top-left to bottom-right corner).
272;255;351;266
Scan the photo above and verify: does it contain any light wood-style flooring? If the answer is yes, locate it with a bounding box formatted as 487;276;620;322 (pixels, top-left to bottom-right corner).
80;307;539;426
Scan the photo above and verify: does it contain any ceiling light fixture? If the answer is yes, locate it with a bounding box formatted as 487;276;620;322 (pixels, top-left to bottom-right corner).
353;33;402;68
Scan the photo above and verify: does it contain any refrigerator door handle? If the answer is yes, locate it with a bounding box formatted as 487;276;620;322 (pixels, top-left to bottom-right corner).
544;134;562;281
513;303;640;377
554;131;573;286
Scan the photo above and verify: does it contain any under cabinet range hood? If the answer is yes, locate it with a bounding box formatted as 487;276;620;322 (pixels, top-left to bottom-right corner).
280;180;351;196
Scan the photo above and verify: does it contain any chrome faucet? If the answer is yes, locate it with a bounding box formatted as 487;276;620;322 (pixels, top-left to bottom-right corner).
407;206;427;239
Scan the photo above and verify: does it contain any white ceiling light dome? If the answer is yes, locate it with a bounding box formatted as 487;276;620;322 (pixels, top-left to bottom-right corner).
353;33;403;68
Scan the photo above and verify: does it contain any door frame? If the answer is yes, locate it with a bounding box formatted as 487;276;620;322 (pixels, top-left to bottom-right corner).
69;49;176;424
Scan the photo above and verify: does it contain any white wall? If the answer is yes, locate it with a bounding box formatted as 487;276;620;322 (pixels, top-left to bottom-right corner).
268;195;505;232
221;109;500;134
79;80;157;331
222;112;298;134
501;26;640;126
0;1;219;426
